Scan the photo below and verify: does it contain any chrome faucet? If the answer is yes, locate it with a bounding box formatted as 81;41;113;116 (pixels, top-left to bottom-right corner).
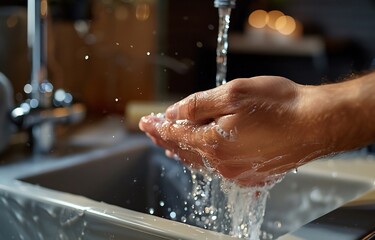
26;0;54;154
214;0;236;8
8;0;86;155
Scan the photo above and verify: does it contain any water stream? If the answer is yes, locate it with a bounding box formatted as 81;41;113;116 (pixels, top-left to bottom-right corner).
186;6;278;240
215;7;232;87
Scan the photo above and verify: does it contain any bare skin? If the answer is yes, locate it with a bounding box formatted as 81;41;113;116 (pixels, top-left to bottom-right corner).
139;73;375;186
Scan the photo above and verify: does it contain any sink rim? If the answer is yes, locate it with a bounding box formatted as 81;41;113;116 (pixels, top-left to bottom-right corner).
0;179;237;240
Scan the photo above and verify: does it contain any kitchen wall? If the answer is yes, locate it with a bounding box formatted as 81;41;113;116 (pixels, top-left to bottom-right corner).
0;0;158;114
1;0;374;114
52;0;158;113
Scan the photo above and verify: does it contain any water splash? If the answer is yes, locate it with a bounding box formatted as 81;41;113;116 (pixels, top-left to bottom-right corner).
149;5;281;239
184;168;280;239
185;5;280;239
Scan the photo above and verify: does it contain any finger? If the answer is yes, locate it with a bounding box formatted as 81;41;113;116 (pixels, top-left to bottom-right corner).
160;118;222;151
152;132;204;168
172;148;204;169
139;115;166;137
165;81;242;122
140;115;229;167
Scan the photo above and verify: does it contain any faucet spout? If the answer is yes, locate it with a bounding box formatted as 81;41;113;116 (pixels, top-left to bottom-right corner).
214;0;236;8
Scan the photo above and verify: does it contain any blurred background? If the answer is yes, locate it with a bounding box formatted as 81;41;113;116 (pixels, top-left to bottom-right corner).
1;0;375;116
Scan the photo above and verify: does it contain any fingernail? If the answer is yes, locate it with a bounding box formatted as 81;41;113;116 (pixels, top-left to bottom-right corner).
166;104;178;120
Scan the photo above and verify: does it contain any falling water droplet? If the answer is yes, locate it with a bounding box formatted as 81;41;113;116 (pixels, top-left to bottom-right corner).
149;208;155;215
170;211;177;219
274;221;282;229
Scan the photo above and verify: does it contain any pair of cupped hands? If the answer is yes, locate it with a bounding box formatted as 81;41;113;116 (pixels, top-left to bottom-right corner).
139;76;338;186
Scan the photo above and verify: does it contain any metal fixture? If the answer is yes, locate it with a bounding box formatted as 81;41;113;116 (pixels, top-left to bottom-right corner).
214;0;236;8
4;0;86;154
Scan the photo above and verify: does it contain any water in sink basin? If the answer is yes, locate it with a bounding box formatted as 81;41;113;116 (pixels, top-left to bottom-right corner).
20;145;373;239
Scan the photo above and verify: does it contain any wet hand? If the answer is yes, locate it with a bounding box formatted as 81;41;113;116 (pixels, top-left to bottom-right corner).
139;76;334;186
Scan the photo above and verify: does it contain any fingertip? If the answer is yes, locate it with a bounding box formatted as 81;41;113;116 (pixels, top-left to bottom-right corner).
138;116;146;131
139;115;163;137
165;149;175;158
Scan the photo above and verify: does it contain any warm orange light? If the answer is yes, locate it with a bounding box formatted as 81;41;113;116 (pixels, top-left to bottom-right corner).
267;10;284;29
248;10;269;28
136;3;151;21
275;15;296;35
41;0;48;17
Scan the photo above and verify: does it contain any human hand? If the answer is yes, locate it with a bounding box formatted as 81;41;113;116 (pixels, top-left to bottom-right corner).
139;76;346;186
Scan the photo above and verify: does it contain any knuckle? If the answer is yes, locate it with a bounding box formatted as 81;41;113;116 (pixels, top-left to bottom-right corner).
201;126;226;158
186;91;204;120
225;79;247;105
186;93;198;120
227;78;246;93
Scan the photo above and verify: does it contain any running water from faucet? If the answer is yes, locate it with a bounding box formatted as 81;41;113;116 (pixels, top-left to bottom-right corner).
146;3;281;239
215;7;231;87
185;4;280;240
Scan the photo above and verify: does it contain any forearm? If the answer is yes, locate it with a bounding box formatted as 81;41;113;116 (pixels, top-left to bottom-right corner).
303;72;375;154
344;72;375;149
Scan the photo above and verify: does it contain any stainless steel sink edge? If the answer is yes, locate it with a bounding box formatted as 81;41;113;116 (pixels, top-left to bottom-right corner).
0;180;237;240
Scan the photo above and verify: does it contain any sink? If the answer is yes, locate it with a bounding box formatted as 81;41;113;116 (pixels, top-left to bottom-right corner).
0;117;373;239
0;138;235;240
12;140;373;239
